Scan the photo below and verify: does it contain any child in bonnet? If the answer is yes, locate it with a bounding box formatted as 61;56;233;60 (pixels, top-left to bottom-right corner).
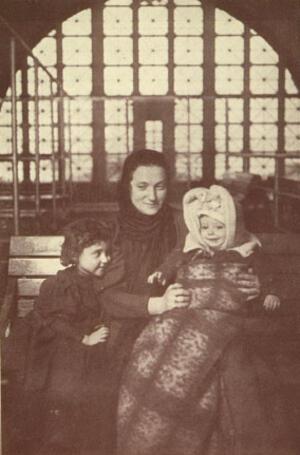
149;184;280;311
117;185;283;455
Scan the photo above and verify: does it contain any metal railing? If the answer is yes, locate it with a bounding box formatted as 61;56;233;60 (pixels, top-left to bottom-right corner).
0;14;73;234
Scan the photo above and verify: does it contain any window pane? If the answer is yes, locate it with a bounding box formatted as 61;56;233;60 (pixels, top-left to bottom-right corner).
0;101;22;125
285;159;300;180
174;37;203;65
65;99;92;124
284;98;300;123
215;124;243;152
215;37;244;64
63;67;92;95
105;100;133;124
103;7;133;36
0;127;23;154
138;7;168;35
29;126;58;154
175;125;203;152
31;37;57;66
215;98;243;124
62;9;92;35
285;70;299;94
145;121;163;152
71;155;93;182
139;37;168;65
250;124;278;152
63;37;92;65
104;37;133;65
30;161;59;183
28;100;58;125
65;126;92;153
104;67;133;95
28;67;56;96
139;66;168;95
215;9;244;35
174;66;203;95
285;125;300;151
175;153;202;180
250;66;279;94
0;162;24;183
105;125;133;153
174;7;203;35
175;98;203;124
215;155;243;179
250;36;278;64
106;154;127;182
249;158;275;177
215;66;244;94
250;98;278;123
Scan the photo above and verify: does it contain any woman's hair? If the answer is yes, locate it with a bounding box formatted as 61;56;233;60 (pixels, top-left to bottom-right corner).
118;149;170;207
60;218;112;266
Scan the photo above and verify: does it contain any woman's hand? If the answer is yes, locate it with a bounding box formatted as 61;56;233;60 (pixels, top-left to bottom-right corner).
147;271;167;286
235;269;261;301
148;283;190;315
263;294;281;311
82;326;109;346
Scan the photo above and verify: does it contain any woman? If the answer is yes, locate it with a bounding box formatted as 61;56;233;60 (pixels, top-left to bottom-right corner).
102;150;259;365
100;150;260;452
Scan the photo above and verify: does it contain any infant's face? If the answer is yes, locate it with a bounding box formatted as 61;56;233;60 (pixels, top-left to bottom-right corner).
199;215;226;251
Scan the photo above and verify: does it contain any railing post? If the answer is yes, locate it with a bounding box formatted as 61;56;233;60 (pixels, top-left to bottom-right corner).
66;97;73;203
34;60;40;222
274;155;280;230
10;37;20;235
50;81;58;227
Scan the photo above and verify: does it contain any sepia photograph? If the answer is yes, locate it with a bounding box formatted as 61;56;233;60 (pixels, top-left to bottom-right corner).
0;0;300;454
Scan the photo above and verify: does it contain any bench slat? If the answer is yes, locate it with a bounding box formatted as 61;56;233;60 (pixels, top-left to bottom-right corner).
9;258;65;276
17;278;47;296
10;236;63;257
18;298;35;318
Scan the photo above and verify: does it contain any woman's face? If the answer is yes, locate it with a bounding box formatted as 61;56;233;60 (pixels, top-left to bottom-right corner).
130;165;167;216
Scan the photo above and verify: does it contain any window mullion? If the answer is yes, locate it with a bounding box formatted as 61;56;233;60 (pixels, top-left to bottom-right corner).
243;25;250;172
92;2;105;195
202;1;215;184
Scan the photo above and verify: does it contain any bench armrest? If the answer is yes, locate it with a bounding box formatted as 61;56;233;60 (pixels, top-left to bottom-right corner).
0;278;17;339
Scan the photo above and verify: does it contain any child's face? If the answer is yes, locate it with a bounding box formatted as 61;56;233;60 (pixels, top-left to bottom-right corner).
77;241;111;277
199;215;226;251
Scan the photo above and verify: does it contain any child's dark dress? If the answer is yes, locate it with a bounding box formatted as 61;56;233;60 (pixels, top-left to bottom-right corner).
23;266;114;455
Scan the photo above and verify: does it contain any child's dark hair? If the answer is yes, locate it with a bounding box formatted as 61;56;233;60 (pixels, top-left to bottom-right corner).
60;218;112;266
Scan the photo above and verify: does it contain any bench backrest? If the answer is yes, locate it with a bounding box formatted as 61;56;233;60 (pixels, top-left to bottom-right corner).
7;233;300;318
8;236;65;317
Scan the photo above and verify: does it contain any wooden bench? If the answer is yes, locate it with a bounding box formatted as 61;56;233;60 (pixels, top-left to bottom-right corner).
0;236;65;338
1;233;300;340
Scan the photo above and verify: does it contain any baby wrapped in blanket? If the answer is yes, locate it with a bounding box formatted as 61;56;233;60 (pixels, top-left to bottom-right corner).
117;185;282;455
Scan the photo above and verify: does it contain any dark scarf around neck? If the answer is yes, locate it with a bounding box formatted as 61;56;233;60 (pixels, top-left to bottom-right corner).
118;202;177;292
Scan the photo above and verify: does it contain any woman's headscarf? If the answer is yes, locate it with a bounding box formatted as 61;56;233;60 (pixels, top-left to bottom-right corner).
183;185;260;257
117;150;177;292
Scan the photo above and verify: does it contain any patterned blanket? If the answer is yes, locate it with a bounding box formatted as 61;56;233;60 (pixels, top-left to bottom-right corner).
117;256;294;455
117;258;248;455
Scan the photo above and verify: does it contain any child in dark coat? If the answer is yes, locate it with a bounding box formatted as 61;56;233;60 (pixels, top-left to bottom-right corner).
22;218;119;455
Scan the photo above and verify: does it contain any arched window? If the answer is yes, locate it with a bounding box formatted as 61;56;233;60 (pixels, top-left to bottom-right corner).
1;0;299;198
